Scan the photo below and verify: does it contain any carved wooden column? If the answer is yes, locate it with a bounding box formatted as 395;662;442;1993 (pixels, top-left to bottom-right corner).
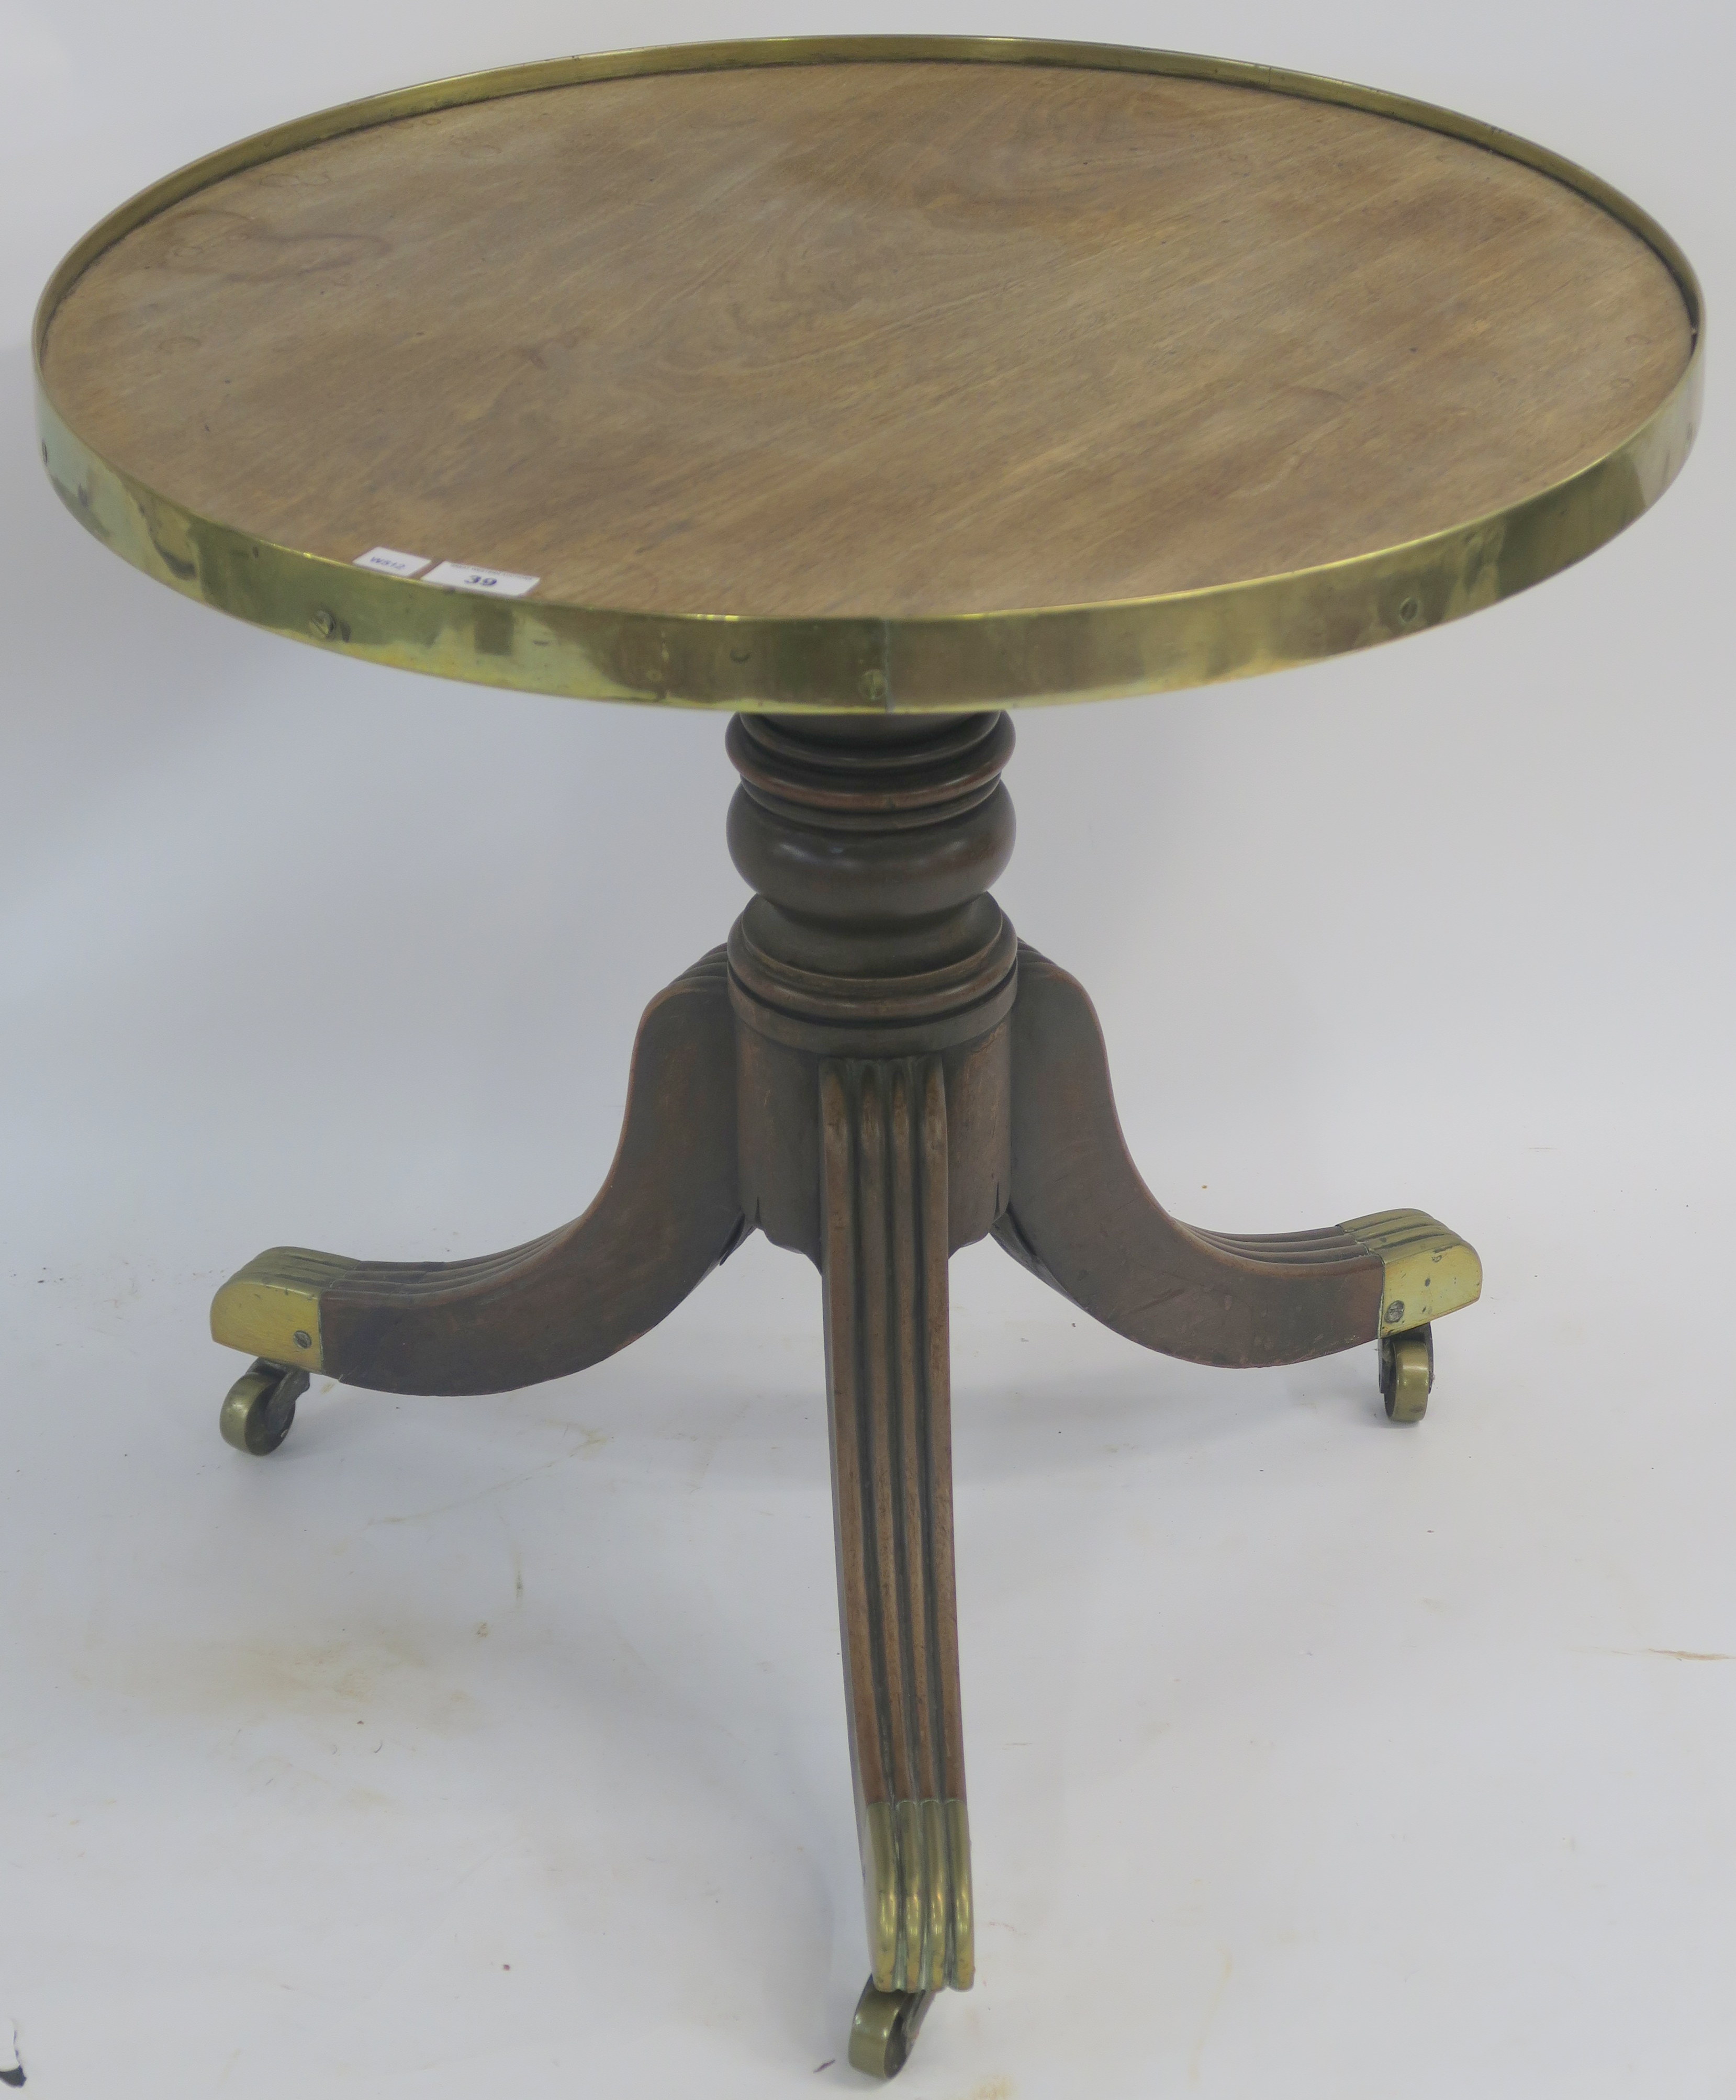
725;712;1017;2052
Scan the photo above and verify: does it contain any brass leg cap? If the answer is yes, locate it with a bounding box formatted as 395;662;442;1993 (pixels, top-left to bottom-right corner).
220;1358;310;1455
848;1981;935;2080
1379;1324;1434;1424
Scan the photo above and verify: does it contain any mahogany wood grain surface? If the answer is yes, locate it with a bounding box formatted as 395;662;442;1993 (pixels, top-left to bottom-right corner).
43;60;1692;617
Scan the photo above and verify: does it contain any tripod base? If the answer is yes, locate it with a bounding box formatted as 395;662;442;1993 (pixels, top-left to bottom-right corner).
208;714;1480;2076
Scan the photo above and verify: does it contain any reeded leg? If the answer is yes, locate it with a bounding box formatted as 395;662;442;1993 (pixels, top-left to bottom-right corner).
994;947;1481;1368
821;1057;974;2007
210;949;743;1408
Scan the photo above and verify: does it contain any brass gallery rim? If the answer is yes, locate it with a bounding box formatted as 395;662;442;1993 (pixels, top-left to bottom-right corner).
35;35;1704;715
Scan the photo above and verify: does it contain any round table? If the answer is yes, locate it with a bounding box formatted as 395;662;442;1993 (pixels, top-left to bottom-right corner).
36;37;1701;2080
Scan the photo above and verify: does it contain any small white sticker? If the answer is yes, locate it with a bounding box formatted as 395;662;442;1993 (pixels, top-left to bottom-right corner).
422;560;540;598
354;545;431;578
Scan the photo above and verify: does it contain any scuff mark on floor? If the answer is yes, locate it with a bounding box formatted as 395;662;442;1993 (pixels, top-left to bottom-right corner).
1188;1950;1233;2085
1;2017;25;2086
1586;1646;1733;1663
369;1428;610;1526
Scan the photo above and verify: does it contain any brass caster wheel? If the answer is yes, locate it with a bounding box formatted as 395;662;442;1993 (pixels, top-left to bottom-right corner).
220;1358;310;1455
1379;1323;1434;1424
848;1981;935;2080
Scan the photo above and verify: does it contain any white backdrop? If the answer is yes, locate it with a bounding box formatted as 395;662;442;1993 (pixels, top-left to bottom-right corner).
3;4;1731;2095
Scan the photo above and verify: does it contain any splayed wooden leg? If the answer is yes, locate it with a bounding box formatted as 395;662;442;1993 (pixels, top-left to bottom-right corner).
821;1054;975;1996
993;945;1481;1370
210;949;742;1407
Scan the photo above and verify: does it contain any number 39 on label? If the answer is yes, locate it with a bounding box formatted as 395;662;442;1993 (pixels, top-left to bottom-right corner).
421;560;540;597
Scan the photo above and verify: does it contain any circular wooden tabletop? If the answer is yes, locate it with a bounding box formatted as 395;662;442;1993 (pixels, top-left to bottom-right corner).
36;40;1700;712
